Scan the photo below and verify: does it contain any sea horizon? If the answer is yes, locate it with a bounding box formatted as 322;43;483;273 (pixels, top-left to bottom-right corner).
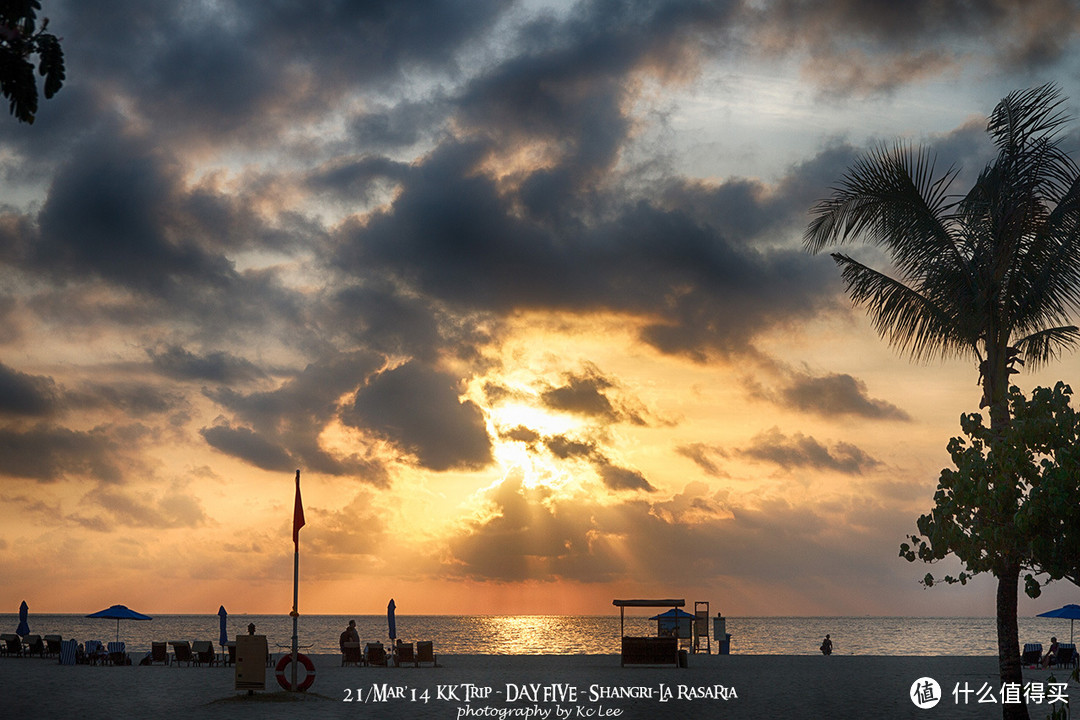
4;613;1073;658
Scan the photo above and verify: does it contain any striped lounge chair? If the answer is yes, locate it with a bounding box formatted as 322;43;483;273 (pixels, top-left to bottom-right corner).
1022;643;1043;667
59;639;78;666
1053;643;1077;669
107;641;128;665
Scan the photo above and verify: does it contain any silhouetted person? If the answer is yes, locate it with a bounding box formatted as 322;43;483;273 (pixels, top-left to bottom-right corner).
821;634;833;655
1042;637;1059;668
340;620;359;651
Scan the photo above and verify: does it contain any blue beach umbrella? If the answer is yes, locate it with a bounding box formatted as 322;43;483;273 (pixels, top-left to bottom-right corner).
1037;603;1080;643
649;608;696;639
388;598;396;642
86;604;152;644
16;600;29;636
218;605;228;646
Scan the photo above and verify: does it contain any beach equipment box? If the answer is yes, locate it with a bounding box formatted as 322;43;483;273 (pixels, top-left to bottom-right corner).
234;635;268;690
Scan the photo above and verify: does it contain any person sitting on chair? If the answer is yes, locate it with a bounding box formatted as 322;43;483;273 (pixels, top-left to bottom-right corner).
1042;637;1059;668
340;620;360;652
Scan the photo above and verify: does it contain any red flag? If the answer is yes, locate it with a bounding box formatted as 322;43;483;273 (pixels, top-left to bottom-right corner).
292;469;305;547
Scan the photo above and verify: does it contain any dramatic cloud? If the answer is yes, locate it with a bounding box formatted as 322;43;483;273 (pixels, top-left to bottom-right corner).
0;424;130;483
149;345;266;384
737;428;881;475
774;372;911;420
0;363;60;417
343;361;492;472
200;423;295;473
676;443;729;478
2;0;1076;615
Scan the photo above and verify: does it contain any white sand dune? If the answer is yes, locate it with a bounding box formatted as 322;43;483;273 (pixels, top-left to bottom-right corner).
2;653;1077;719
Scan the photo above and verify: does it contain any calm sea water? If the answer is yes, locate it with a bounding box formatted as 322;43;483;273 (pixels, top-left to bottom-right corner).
0;614;1072;657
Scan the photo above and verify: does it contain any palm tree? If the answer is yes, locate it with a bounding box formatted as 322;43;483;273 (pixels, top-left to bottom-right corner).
805;83;1080;717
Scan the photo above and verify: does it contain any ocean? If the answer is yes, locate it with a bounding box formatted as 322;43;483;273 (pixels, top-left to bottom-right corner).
1;614;1073;657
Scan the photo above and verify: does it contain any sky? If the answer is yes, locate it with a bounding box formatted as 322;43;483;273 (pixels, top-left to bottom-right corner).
1;0;1079;618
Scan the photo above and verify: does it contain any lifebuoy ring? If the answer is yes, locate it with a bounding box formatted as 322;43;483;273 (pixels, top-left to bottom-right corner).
275;652;316;692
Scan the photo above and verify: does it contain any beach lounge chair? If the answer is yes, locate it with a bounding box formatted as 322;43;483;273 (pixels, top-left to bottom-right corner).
170;641;194;667
150;641;169;666
342;641;362;666
1052;643;1077;669
1022;643;1043;667
59;639;78;666
44;635;62;658
1;633;22;657
416;641;437;667
107;641;128;665
23;635;44;658
192;640;217;666
394;641;416;667
224;642;236;666
85;640;107;665
364;642;387;667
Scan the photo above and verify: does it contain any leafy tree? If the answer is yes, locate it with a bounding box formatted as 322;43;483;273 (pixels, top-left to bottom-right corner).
0;0;64;124
805;85;1080;718
900;382;1080;601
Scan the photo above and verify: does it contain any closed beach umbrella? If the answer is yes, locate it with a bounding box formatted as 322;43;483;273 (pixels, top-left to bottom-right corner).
86;604;152;643
388;598;396;641
218;605;228;646
1037;604;1080;643
16;600;29;636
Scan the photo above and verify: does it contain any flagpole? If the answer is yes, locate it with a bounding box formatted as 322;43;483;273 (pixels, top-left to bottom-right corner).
291;469;302;691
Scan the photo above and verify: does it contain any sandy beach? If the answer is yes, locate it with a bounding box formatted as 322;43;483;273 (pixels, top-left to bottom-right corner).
3;653;1078;720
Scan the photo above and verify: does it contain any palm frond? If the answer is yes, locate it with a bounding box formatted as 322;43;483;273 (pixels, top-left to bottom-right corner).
805;144;964;280
999;169;1080;335
987;83;1071;156
832;253;975;362
1013;326;1080;370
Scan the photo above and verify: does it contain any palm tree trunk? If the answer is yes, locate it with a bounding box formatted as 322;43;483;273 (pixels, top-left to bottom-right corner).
997;562;1029;720
985;336;1028;720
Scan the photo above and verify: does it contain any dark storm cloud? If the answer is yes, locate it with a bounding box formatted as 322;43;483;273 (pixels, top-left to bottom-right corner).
37;0;507;148
0;424;127;483
206;351;389;482
597;463;656;492
775;372;911;420
540;370;617;421
308;157;412;205
0;363;60;417
501;426;541;445
328;284;445;362
543;434;600;460
33;134;237;295
336;139;837;359
738;427;881;475
148;345;267;384
66;382;182;418
342;361;492;472
200;423;296;473
754;0;1080;94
